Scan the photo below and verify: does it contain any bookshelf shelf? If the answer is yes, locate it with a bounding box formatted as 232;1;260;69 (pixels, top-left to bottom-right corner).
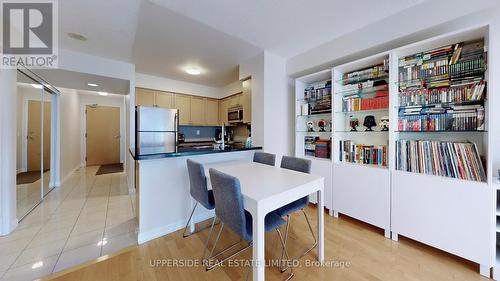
295;69;334;213
396;130;487;133
336;130;388;133
391;26;492;275
332;51;392;238
336;108;389;114
336;161;388;170
296;113;332;118
335;84;389;96
396;100;485;109
336;73;389;85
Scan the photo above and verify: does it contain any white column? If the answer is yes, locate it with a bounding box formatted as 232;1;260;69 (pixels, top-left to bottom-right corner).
0;69;18;235
51;93;61;187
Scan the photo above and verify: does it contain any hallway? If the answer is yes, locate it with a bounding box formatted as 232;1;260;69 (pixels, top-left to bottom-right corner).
0;167;137;281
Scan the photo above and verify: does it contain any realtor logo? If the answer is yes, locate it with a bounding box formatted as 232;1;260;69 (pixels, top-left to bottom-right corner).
1;0;58;68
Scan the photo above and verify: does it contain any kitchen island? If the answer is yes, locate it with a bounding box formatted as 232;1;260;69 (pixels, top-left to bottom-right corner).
130;146;262;244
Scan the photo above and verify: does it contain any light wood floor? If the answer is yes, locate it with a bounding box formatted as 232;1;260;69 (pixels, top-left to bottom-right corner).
46;206;489;281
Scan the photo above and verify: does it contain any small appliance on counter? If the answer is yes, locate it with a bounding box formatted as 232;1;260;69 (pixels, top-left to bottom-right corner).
178;133;185;143
135;106;178;155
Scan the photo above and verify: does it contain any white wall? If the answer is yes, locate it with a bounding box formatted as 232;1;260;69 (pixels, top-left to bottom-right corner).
220;80;243;98
135;72;222;99
287;2;500;76
57;48;136;191
240;53;265;147
59;89;81;181
238;52;291;158
263;52;293;157
0;69;18;234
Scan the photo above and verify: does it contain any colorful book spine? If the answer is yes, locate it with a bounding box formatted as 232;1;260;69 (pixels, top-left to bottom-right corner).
395;140;486;182
340;140;387;166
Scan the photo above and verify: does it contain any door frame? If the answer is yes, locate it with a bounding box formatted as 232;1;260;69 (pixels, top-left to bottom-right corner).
81;101;125;167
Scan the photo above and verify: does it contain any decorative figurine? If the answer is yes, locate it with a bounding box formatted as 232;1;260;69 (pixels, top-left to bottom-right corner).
380;116;389;131
363;115;377;131
318;119;326;132
349;116;359;131
307;120;315;132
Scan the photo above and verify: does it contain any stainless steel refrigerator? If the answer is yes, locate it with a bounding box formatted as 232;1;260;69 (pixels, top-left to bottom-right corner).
136;106;178;155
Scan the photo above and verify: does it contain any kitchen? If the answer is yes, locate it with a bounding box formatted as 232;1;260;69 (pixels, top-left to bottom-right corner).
135;78;252;153
130;77;263;244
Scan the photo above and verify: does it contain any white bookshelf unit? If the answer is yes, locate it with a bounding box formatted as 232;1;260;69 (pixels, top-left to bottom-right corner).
295;70;333;212
293;25;497;277
332;52;392;238
390;26;493;276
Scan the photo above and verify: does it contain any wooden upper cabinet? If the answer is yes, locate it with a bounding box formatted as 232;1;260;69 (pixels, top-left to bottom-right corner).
242;79;252;123
155;92;174;108
190;97;206;125
136;88;155;107
206;99;219;126
228;94;241;108
174;94;191;125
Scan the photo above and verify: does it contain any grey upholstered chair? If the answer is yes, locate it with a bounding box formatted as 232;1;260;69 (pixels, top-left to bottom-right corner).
183;159;217;259
207;168;293;279
276;156;314;272
253;151;276;166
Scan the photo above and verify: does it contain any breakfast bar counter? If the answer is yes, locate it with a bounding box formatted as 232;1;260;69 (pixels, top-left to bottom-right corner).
130;147;262;244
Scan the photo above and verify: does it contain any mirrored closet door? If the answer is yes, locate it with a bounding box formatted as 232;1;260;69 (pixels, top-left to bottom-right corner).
16;69;58;220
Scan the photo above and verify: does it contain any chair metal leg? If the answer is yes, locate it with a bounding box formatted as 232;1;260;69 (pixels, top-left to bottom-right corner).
280;208;317;273
201;216;217;260
182;202;218;238
276;228;294;280
182;202;198;238
301;208;318;258
280;215;291;272
204;223;252;271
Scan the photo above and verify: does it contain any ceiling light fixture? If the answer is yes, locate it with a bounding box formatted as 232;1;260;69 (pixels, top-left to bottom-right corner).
32;261;43;269
185;67;201;75
31;84;43;89
67;32;88;41
87;83;98;87
97;238;107;246
98;92;108;96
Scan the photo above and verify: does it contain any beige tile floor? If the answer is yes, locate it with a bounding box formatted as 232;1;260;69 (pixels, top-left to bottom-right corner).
16;170;51;219
0;166;137;281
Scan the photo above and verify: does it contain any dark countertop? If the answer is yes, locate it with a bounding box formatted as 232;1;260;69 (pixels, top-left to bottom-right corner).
129;146;262;160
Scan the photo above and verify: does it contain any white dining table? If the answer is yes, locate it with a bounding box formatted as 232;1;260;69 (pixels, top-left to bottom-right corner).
204;160;324;281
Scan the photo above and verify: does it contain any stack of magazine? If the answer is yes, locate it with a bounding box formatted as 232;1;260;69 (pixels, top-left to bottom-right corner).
395;140;486;182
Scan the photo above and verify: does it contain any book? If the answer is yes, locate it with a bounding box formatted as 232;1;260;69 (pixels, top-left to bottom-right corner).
340;140;387;166
396;140;486;182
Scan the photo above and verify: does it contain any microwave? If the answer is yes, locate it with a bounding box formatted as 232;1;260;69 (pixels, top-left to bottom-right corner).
228;106;243;124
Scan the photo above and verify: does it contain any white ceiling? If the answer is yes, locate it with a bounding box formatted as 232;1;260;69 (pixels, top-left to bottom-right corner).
57;0;440;87
28;69;131;95
149;0;429;58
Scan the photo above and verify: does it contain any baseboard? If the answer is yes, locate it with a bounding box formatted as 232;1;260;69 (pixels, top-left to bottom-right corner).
0;217;19;236
138;211;215;244
16;168;27;174
59;165;81;187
